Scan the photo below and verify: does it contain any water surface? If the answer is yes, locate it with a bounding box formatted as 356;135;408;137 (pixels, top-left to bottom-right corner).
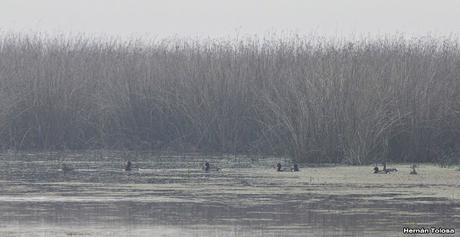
0;151;458;236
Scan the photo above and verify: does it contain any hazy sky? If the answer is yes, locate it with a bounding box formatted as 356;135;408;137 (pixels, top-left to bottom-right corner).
1;0;460;39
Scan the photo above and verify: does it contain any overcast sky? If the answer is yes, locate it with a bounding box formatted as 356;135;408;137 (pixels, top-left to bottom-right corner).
1;0;459;40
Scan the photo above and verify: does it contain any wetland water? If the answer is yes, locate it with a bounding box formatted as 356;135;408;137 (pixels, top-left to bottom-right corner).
0;151;459;236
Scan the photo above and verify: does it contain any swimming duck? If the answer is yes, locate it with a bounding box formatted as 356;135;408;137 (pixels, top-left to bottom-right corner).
374;163;398;174
276;163;283;172
203;161;221;172
125;161;132;171
373;166;389;174
373;166;379;173
385;168;398;173
203;161;210;172
291;163;300;172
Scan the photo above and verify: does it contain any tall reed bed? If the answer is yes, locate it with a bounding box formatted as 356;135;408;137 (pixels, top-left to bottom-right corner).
0;34;458;164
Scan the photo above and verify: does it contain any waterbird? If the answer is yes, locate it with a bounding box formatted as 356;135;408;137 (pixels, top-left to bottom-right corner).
291;163;300;172
276;163;284;172
374;163;398;174
382;162;397;173
125;161;132;171
373;166;379;173
410;164;417;175
203;161;221;172
385;168;398;173
203;161;210;172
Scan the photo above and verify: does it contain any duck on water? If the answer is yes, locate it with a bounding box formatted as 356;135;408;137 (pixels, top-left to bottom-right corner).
373;162;398;174
125;161;132;171
276;163;300;172
203;161;220;172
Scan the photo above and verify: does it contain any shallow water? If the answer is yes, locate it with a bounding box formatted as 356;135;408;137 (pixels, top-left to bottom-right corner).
0;151;459;236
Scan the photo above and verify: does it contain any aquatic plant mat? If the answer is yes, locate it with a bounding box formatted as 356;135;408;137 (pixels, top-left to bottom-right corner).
0;151;459;236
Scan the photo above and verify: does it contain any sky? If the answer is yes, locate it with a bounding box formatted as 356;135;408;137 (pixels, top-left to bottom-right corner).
1;0;460;40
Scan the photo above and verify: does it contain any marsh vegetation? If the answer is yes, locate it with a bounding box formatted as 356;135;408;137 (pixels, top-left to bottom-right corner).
0;34;459;164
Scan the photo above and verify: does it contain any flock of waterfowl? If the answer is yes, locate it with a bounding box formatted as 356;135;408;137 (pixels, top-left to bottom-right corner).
59;161;300;173
59;160;418;174
373;162;418;175
275;162;299;172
